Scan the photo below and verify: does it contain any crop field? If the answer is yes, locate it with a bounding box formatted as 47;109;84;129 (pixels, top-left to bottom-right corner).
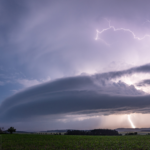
1;134;150;150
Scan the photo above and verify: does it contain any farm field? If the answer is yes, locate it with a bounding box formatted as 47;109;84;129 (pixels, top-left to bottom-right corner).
1;134;150;150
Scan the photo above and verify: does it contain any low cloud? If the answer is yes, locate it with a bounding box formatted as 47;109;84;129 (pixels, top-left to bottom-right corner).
136;79;150;87
1;64;150;123
17;79;41;88
94;63;150;80
17;77;51;88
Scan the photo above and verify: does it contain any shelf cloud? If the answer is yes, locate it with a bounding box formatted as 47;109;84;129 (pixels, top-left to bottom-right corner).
136;79;150;87
1;63;150;123
1;0;150;130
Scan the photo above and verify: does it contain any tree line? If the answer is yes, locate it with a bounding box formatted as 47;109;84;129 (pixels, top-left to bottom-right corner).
65;129;121;136
0;127;16;134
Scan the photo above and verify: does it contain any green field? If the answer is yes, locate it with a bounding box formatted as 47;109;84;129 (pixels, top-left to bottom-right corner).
1;134;150;150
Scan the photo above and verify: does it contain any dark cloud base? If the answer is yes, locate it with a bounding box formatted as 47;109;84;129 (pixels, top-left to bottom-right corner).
137;79;150;87
1;63;150;123
1;91;150;122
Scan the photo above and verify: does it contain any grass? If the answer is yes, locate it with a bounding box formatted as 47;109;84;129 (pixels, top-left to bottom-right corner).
1;134;150;150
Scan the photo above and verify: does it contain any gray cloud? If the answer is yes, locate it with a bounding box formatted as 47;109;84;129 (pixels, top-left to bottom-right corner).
1;0;150;81
1;63;150;123
94;63;150;80
136;79;150;87
1;0;150;129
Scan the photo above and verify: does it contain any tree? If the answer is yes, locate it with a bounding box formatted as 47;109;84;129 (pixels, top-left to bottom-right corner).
125;132;138;135
0;127;4;133
7;127;16;134
0;128;2;133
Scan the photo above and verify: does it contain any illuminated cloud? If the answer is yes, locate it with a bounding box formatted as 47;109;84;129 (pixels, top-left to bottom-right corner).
136;79;150;86
1;0;150;130
1;63;150;125
95;20;150;42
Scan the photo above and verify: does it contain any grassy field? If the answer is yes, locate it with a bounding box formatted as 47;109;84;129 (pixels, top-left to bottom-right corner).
1;134;150;150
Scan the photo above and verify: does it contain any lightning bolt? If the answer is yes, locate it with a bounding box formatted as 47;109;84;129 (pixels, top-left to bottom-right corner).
95;20;150;45
128;115;136;128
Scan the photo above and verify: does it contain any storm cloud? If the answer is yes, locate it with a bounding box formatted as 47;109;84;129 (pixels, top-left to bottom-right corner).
1;63;150;123
1;0;150;130
95;63;150;80
136;79;150;87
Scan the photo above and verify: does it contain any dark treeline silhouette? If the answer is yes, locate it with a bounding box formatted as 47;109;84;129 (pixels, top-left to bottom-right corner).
125;132;137;135
65;129;120;136
0;126;16;134
0;127;7;134
7;127;16;134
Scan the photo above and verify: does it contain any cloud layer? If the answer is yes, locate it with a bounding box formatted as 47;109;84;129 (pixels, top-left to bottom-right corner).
137;79;150;86
1;0;150;130
1;64;150;124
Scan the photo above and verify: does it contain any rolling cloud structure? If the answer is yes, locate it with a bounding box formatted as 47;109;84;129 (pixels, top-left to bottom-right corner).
1;0;150;129
1;64;150;124
94;63;150;80
136;79;150;87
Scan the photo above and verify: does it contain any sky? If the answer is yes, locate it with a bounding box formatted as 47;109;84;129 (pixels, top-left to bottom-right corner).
1;0;150;131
